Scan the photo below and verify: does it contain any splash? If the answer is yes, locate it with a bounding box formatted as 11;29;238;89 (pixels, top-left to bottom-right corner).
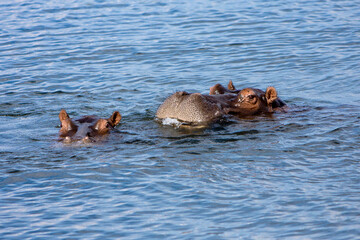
161;118;183;128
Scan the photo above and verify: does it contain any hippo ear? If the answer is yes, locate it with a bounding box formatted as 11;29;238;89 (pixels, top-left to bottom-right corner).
209;84;223;95
228;80;236;90
265;87;278;103
265;87;278;112
59;109;77;133
108;111;122;127
59;109;70;122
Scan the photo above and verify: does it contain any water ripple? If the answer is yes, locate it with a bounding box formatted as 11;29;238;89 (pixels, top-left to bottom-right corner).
1;0;360;239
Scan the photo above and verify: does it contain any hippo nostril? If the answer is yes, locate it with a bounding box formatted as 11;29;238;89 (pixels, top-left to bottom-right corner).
82;136;92;143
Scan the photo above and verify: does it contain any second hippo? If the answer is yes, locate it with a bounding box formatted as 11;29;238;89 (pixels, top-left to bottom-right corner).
59;109;122;143
156;85;284;124
210;81;287;110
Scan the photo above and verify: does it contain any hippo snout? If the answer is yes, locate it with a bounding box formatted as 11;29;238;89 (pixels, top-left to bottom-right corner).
62;135;94;144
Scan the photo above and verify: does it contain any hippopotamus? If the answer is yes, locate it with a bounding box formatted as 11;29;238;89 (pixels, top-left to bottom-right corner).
58;109;122;143
209;80;287;110
156;84;285;124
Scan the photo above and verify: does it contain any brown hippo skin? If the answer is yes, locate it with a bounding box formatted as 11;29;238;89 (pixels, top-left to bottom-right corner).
209;81;239;95
210;81;287;111
156;86;283;124
58;109;121;143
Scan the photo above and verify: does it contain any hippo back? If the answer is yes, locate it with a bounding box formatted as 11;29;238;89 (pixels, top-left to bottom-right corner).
156;91;226;123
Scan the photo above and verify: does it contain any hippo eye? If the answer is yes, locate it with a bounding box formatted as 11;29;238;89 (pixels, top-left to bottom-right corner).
106;122;110;128
248;95;258;103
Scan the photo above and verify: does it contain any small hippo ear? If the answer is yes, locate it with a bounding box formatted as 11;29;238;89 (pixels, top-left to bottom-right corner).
265;87;278;104
265;87;278;112
59;109;77;134
59;109;70;122
209;84;227;95
108;111;122;127
228;80;236;90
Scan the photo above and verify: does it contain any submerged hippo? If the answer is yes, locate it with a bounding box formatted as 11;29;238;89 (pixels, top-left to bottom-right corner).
210;81;287;110
58;109;121;143
156;85;284;124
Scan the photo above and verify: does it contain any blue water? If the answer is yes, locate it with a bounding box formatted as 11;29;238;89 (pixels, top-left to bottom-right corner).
1;0;360;239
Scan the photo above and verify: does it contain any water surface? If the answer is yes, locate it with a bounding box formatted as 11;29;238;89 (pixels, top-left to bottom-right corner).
1;0;360;239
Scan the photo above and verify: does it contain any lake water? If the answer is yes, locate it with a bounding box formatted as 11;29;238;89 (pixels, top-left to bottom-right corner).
1;0;360;239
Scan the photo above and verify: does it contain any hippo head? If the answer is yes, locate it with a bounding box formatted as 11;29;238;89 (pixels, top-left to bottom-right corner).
229;87;281;115
58;109;121;143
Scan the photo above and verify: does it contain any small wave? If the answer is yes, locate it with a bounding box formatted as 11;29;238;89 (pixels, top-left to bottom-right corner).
160;117;183;128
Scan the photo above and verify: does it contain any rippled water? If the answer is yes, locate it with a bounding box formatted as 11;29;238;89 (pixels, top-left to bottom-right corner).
1;0;360;239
